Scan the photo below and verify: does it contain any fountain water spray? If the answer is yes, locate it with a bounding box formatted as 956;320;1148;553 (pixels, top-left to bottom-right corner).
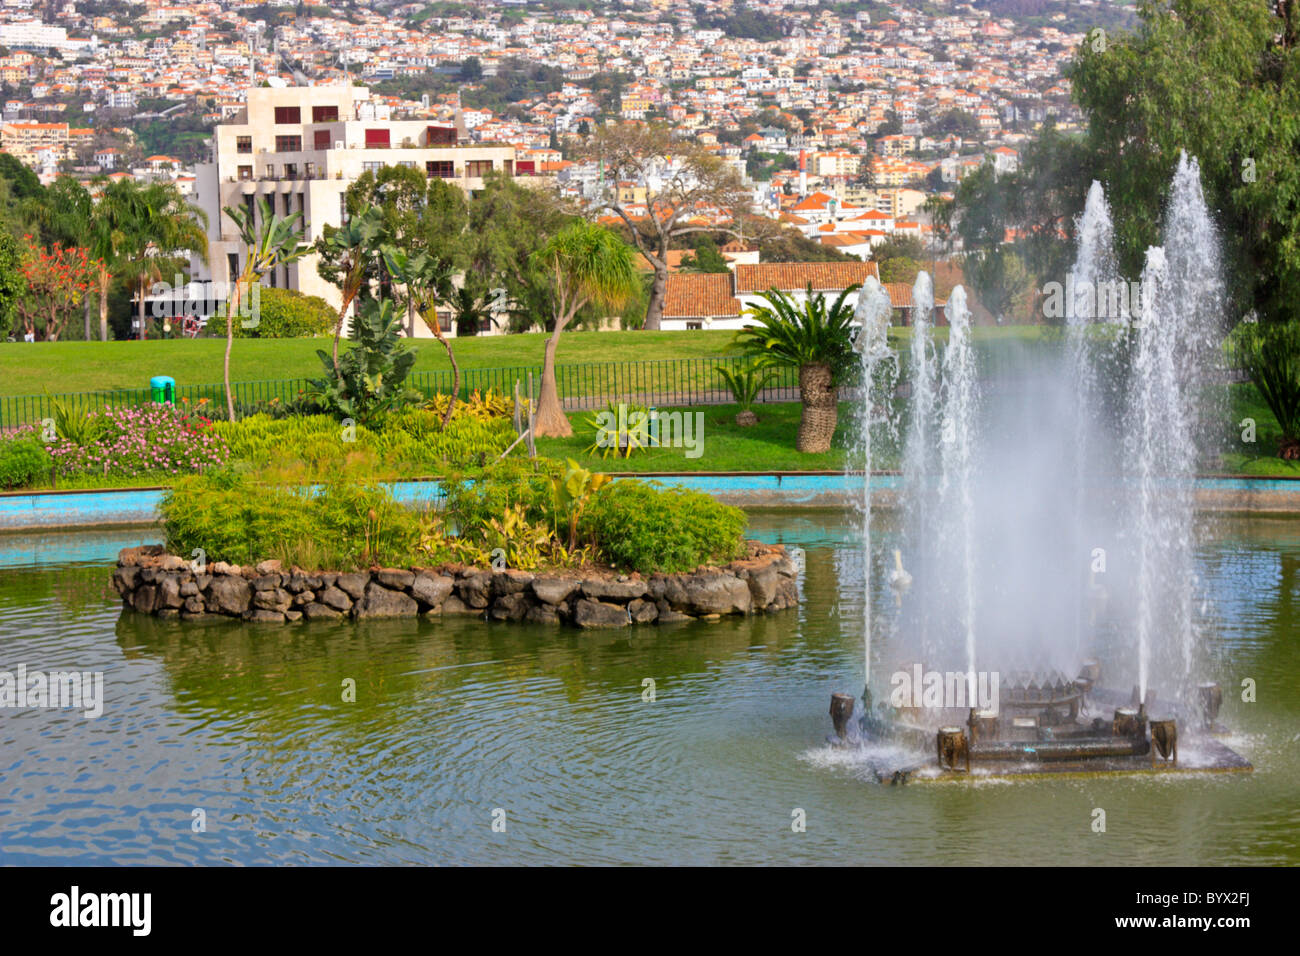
903;271;938;655
1065;182;1120;657
938;286;979;685
1128;152;1224;699
851;275;898;693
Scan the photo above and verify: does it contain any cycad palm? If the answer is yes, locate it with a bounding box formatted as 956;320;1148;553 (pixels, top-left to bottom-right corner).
734;283;860;453
221;197;306;420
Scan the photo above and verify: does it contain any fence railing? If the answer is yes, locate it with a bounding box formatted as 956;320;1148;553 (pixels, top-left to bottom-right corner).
0;356;805;429
0;343;1249;430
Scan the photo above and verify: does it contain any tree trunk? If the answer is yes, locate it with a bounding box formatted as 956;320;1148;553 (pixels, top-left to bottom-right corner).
796;362;838;453
137;277;147;340
98;269;110;342
643;262;667;331
332;287;356;377
533;322;571;437
224;280;242;422
431;313;461;427
83;294;91;341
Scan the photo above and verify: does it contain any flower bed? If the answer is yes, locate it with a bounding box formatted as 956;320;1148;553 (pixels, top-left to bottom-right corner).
45;403;228;479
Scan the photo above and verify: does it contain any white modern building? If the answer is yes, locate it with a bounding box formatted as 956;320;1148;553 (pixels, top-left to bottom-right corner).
190;84;533;336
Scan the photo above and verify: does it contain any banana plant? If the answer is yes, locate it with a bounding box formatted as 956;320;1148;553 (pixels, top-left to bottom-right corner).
381;245;461;425
552;457;611;550
315;207;385;377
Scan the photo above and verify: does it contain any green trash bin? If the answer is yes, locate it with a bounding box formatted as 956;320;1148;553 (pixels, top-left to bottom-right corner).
150;376;176;404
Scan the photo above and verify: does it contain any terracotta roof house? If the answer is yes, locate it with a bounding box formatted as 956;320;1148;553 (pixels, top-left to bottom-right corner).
661;273;741;329
733;261;880;295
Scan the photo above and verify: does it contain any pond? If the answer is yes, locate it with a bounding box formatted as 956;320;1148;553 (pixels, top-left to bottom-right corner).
0;511;1296;865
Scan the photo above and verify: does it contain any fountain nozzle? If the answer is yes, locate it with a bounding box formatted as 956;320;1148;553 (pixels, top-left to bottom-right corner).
830;693;855;742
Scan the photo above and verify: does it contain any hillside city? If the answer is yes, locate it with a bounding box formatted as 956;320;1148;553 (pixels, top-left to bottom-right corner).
0;0;1134;335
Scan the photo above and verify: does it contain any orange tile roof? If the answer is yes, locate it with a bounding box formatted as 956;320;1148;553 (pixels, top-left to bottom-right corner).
663;273;741;319
734;261;880;294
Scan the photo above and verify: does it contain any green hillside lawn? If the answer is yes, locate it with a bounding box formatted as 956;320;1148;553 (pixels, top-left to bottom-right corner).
0;326;1055;399
0;331;738;397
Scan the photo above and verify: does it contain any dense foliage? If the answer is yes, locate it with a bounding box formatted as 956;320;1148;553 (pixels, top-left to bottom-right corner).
582;480;747;573
308;299;421;425
0;434;50;489
206;287;335;339
162;469;426;570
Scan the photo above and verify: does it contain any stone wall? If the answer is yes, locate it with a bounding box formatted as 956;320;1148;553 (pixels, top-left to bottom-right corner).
112;543;799;628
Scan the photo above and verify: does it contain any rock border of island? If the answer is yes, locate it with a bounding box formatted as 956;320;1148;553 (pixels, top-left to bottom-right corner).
112;543;800;628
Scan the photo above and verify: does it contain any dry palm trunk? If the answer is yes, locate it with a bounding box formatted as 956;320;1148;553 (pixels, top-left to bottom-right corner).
796;362;837;453
533;326;572;437
417;301;461;426
533;262;580;438
98;267;111;342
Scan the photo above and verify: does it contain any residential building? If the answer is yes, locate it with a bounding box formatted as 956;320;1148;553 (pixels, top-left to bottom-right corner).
191;84;522;333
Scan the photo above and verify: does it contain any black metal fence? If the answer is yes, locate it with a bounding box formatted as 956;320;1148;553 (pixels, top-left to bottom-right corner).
0;343;1249;430
0;356;805;428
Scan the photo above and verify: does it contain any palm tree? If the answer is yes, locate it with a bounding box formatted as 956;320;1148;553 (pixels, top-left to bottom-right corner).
315;208;384;376
222;197;307;420
734;284;860;453
448;284;492;337
87;179;140;342
382;245;460;425
531;221;639;438
118;182;209;341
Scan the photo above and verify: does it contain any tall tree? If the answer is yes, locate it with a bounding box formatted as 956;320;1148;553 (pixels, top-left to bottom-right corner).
221;197;307;421
87;179;139;342
590;123;751;329
1068;0;1300;325
465;171;571;332
116;182;209;340
315;207;385;375
531;222;639;437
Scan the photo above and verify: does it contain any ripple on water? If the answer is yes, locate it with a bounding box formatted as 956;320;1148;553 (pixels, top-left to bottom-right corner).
0;523;1297;865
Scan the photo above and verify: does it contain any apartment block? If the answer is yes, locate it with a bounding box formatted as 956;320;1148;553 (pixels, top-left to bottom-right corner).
191;84;524;330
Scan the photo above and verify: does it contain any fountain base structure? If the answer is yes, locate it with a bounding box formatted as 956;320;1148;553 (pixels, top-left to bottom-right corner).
827;665;1251;785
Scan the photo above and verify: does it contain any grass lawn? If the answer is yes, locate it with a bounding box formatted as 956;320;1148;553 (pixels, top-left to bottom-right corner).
1219;383;1300;477
0;326;1057;399
0;330;740;397
535;401;868;473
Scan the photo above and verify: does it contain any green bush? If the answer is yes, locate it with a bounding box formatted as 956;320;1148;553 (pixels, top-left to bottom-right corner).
441;459;564;535
210;408;515;475
307;298;420;425
0;435;51;489
582;480;746;573
206;287;336;339
161;467;426;570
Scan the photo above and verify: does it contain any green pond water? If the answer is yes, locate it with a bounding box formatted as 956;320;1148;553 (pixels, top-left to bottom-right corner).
0;512;1296;865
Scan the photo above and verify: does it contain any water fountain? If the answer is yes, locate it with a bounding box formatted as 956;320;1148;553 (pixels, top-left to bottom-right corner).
850;276;898;696
829;155;1250;782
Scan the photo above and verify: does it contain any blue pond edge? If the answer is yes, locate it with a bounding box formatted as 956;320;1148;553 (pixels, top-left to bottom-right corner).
3;472;1300;534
